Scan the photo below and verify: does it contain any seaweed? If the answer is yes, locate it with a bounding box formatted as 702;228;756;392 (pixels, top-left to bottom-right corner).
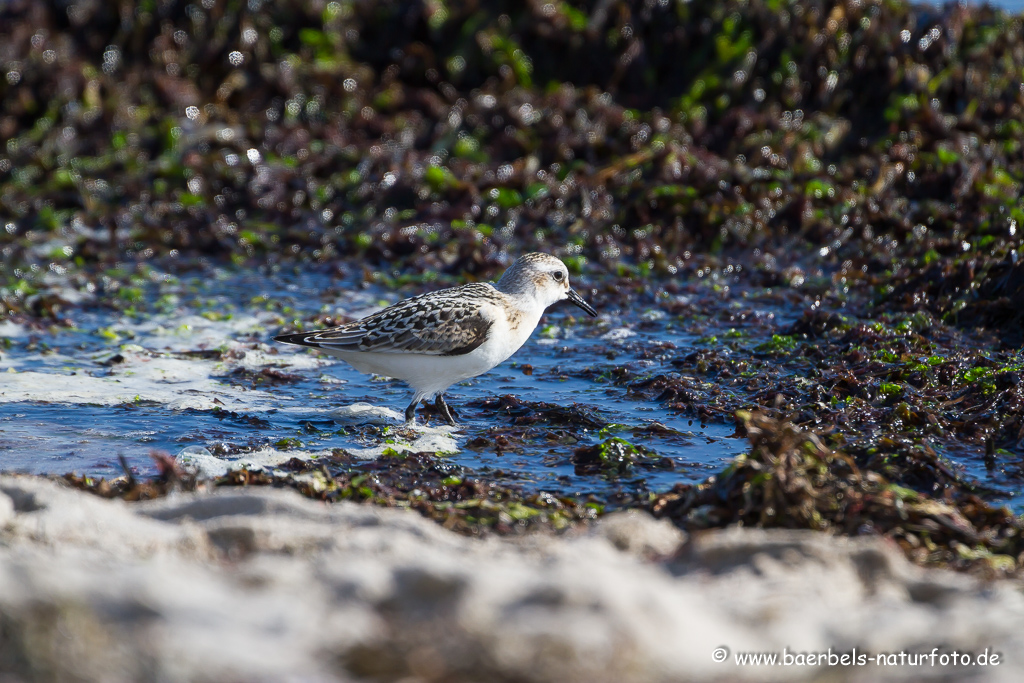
651;411;1024;576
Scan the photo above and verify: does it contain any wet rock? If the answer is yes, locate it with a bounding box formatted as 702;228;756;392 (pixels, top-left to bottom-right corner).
475;394;607;429
571;437;658;475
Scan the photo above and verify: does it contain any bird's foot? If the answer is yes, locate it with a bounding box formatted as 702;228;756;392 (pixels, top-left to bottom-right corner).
434;394;458;426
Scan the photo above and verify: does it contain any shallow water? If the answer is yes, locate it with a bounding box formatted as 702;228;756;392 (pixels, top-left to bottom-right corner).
1;265;1019;508
0;266;744;499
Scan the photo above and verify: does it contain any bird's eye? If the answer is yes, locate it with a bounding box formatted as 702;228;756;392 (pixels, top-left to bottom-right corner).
552;271;564;282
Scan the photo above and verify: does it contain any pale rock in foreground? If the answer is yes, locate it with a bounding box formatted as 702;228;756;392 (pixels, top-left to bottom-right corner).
0;475;1020;682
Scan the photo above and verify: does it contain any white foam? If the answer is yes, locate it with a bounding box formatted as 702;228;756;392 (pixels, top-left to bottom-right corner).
0;342;290;410
601;327;636;341
128;313;273;353
346;426;459;460
232;346;324;372
0;365;275;411
0;321;28;339
176;445;334;479
0;304;328;412
269;403;462;459
123;311;329;374
331;402;404;424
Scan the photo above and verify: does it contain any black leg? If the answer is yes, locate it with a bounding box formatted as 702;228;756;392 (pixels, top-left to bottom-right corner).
434;393;457;426
405;398;419;423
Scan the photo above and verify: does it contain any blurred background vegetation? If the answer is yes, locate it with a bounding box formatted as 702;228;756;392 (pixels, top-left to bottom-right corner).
1;0;1022;337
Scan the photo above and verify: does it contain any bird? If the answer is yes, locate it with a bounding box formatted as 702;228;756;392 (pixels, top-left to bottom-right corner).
273;252;598;425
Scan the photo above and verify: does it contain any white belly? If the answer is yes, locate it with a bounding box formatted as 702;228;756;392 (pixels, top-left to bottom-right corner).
324;348;494;396
322;303;540;398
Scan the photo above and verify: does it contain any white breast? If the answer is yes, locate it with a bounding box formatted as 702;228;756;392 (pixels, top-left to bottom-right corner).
477;300;542;367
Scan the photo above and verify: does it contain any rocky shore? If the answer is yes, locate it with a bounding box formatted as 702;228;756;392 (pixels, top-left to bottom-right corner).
0;475;1020;682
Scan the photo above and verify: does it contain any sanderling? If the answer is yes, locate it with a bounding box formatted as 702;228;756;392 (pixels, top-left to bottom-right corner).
274;252;597;424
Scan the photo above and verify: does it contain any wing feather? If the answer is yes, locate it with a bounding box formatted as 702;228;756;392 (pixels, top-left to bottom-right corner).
273;284;497;356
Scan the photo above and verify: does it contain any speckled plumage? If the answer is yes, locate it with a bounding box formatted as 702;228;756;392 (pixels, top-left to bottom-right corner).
275;283;503;357
274;253;597;424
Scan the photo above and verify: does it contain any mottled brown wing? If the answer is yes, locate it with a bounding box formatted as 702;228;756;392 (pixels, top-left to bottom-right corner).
273;286;495;356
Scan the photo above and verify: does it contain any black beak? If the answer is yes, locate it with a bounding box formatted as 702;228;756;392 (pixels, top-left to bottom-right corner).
566;288;598;317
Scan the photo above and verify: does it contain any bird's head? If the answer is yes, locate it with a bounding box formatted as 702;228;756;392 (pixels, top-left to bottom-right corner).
496;252;597;316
